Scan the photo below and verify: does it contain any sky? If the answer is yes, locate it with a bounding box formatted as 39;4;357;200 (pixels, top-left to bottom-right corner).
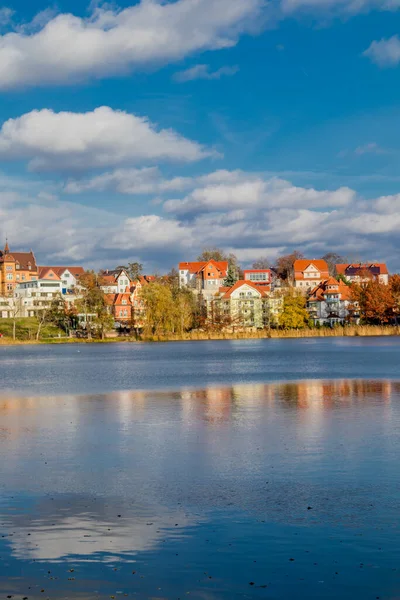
1;0;400;272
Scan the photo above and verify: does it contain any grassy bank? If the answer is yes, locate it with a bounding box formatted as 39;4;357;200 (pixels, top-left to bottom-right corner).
1;324;400;345
0;317;66;341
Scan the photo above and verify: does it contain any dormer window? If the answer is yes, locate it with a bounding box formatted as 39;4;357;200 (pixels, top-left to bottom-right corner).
16;264;20;270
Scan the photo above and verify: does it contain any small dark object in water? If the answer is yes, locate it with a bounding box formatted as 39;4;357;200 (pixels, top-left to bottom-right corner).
249;582;255;586
289;558;295;561
307;506;312;510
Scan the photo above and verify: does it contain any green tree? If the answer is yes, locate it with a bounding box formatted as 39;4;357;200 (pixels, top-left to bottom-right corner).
224;265;238;287
279;294;309;329
127;262;143;281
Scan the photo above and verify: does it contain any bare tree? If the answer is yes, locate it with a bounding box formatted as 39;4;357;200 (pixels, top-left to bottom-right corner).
6;297;23;341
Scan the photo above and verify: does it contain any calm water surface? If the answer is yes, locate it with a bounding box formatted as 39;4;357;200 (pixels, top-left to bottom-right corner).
1;338;400;599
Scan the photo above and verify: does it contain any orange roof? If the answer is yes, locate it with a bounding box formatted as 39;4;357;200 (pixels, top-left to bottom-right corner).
294;259;329;273
219;280;270;299
308;278;351;302
38;267;61;280
179;260;228;276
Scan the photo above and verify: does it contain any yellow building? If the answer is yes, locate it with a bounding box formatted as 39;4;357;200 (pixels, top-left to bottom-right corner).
0;241;39;296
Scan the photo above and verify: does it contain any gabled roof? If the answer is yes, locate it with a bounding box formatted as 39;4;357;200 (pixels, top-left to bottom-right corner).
38;267;61;280
219;280;270;299
294;259;329;273
40;266;85;278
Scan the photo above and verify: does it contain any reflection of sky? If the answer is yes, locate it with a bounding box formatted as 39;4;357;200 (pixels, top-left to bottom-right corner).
3;497;192;562
2;379;400;598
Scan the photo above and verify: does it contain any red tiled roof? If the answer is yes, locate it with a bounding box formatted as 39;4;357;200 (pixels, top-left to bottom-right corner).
308;278;351;302
38;267;61;280
179;260;228;276
294;259;329;272
219;280;270;299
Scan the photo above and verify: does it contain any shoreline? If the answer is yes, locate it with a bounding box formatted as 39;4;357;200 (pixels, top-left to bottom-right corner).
1;325;400;346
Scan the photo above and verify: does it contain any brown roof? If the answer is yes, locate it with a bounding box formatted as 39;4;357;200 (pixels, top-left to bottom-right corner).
4;251;37;271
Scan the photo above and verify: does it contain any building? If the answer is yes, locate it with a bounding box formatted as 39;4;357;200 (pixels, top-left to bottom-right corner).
307;277;355;326
105;291;133;326
0;241;39;296
100;269;132;294
39;266;85;294
14;275;63;317
213;280;271;329
293;259;330;291
335;263;389;285
179;260;228;299
243;269;271;286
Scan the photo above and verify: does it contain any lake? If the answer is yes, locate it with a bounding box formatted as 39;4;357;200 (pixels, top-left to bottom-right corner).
1;338;400;599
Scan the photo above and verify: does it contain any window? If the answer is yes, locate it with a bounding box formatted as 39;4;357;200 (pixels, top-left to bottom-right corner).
6;273;13;280
6;284;12;291
65;273;70;277
122;299;127;305
16;264;20;270
6;266;12;272
180;270;185;275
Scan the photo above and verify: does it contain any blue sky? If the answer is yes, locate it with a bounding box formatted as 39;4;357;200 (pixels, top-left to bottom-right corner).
1;0;400;271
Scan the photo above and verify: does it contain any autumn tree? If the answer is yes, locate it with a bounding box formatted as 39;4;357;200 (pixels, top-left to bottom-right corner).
76;272;113;339
275;250;304;281
351;280;395;324
390;274;400;319
279;294;309;329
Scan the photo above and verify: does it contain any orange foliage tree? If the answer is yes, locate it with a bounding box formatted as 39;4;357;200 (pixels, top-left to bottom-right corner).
351;280;395;324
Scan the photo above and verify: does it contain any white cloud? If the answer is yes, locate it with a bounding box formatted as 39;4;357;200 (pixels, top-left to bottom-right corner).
363;35;400;67
65;167;194;195
0;107;215;172
173;63;239;82
3;172;400;270
354;142;387;155
281;0;400;14
0;0;264;89
163;173;355;215
0;6;13;27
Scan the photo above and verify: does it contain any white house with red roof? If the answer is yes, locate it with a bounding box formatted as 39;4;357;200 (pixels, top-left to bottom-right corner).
38;266;85;294
100;269;132;294
214;280;273;328
307;277;356;326
293;259;330;291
